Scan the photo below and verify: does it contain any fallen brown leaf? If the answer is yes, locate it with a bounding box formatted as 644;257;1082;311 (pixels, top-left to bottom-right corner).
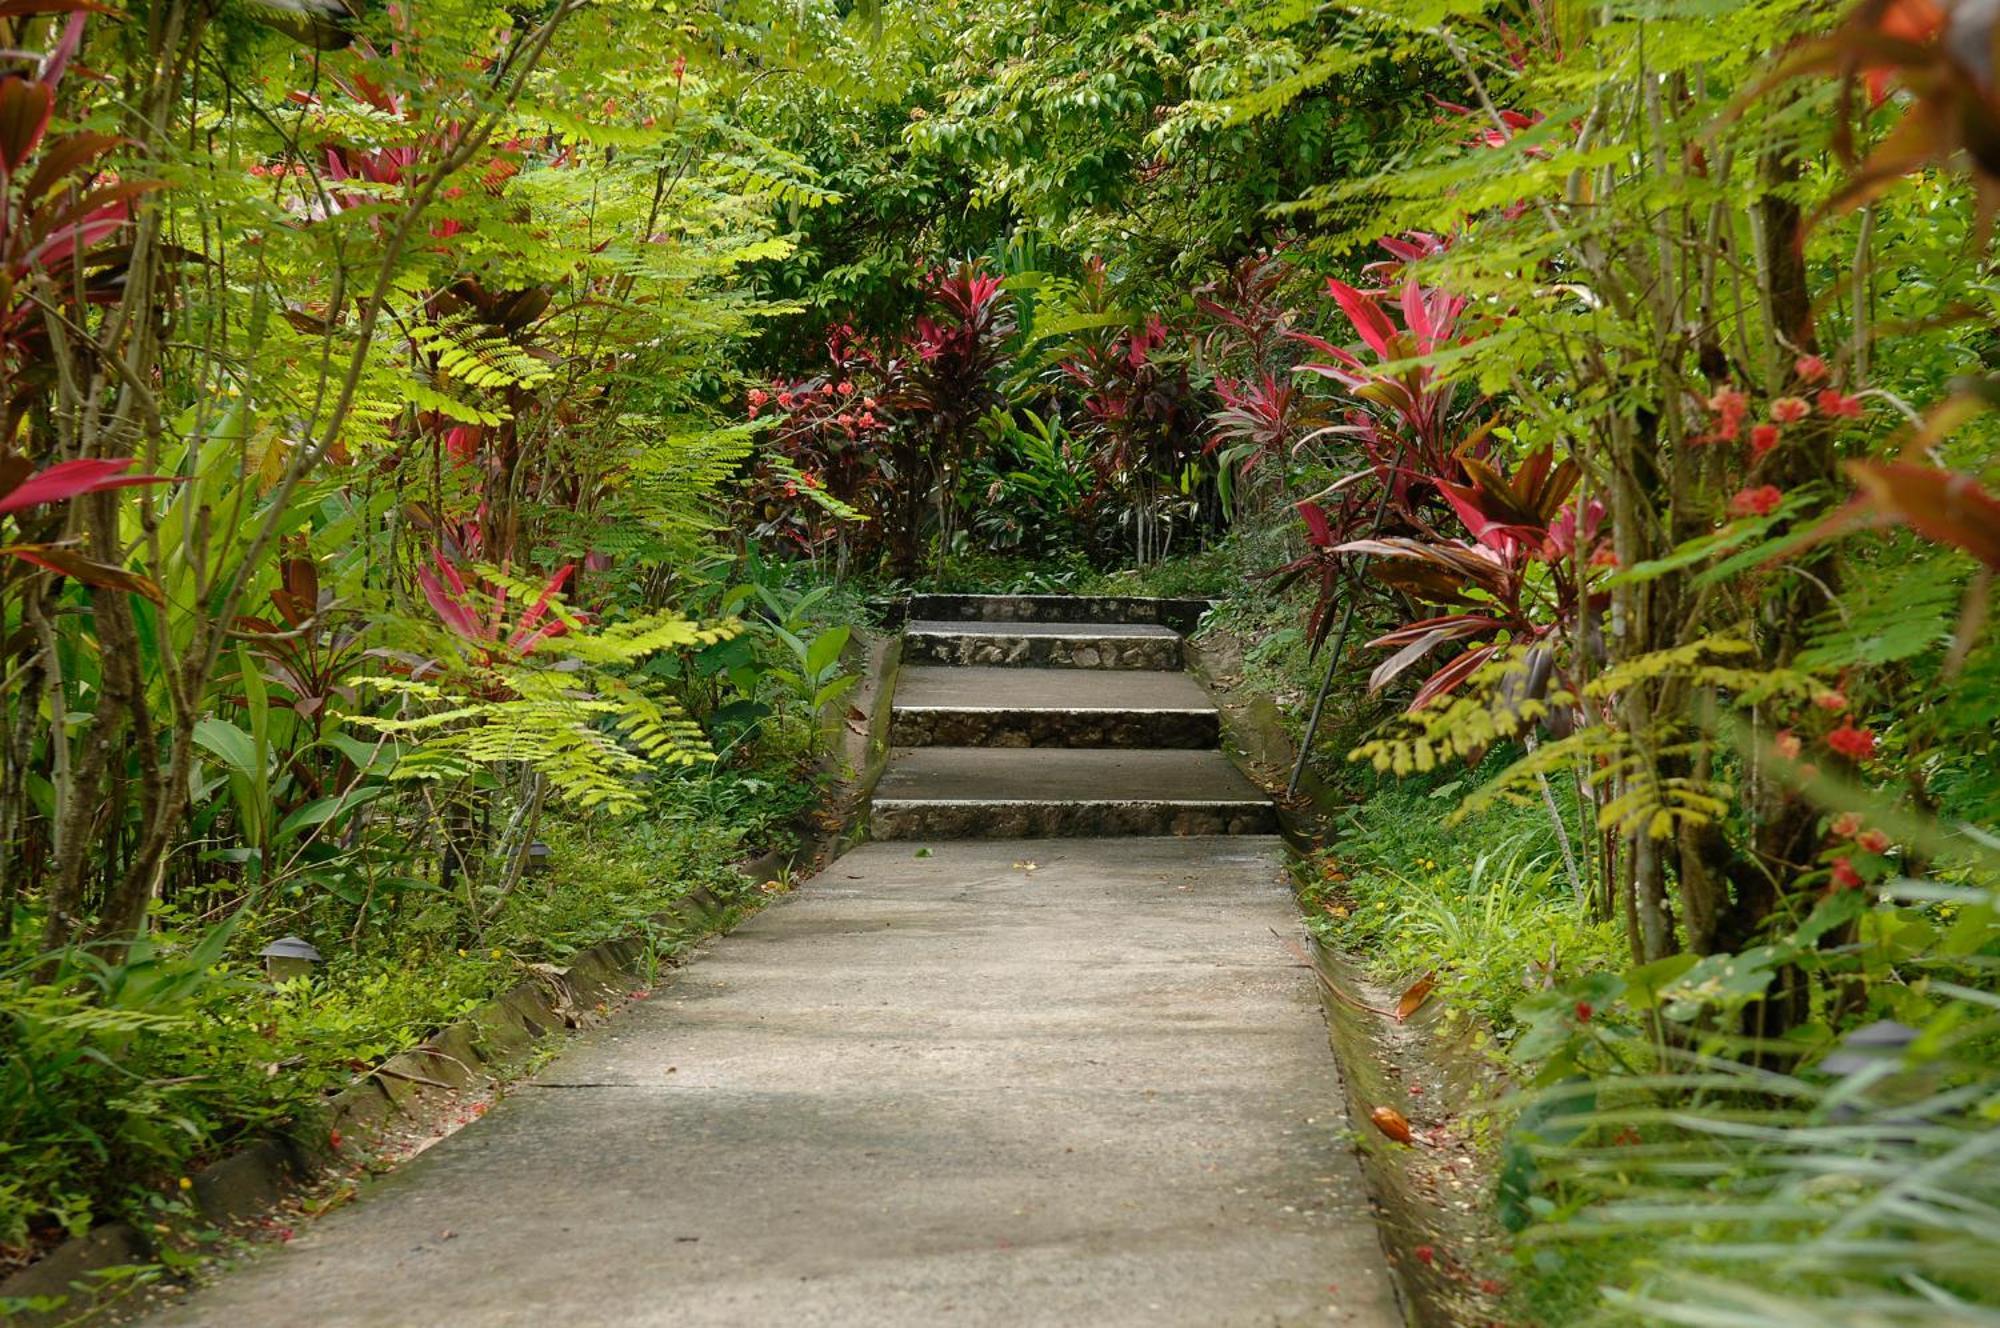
1395;972;1437;1022
1370;1106;1414;1144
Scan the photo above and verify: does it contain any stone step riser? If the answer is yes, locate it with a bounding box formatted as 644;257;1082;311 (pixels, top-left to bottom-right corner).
903;631;1183;671
890;707;1219;750
907;594;1212;633
870;799;1279;840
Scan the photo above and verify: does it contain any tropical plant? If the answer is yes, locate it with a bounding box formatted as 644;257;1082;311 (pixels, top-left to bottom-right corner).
881;260;1018;575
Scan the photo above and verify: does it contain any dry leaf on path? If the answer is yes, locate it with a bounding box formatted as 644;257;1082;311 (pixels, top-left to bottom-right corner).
1395;972;1437;1022
1370;1106;1414;1144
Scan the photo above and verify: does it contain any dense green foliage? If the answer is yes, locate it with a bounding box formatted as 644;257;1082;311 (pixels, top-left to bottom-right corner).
4;0;1999;1320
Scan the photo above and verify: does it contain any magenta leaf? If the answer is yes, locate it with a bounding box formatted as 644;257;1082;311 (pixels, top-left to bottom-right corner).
0;458;171;516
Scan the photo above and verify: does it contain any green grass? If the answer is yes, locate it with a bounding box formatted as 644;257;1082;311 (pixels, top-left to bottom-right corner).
1300;772;1626;1036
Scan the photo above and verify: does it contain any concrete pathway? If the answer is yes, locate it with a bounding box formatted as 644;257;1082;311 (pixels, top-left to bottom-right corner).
144;596;1399;1327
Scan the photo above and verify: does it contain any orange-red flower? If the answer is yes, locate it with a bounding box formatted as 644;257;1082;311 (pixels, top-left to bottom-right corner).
1705;386;1749;441
1730;484;1784;516
1827;724;1877;759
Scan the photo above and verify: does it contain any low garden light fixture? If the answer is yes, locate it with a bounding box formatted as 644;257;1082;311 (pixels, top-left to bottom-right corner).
527;841;552;875
260;936;323;982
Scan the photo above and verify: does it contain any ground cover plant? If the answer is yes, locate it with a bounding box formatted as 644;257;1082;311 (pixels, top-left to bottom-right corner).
3;0;1998;1322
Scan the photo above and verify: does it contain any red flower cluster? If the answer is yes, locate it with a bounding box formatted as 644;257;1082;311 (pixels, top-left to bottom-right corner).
1700;361;1867;469
1705;386;1749;442
1830;811;1893;855
1729;484;1784;517
1827;723;1878;759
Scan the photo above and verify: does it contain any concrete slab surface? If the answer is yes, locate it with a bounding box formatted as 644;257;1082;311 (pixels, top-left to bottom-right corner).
874;746;1266;803
139;840;1398;1328
892;666;1215;713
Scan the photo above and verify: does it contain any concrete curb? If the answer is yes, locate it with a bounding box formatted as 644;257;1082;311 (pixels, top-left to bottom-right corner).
1186;627;1507;1328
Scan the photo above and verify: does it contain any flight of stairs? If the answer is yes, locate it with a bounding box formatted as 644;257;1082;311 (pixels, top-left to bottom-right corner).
870;594;1278;839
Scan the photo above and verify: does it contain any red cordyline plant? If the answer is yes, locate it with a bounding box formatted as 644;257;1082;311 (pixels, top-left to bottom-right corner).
1342;448;1605;713
1196;249;1302;376
1209;373;1317;468
1060;261;1210;563
744;323;894;557
407;552;580;707
1293;231;1474;509
1278;237;1617;713
0;459;171;597
395;521;582;689
879;260;1017;575
0;12;172;600
1270;233;1493;657
0;10;154;440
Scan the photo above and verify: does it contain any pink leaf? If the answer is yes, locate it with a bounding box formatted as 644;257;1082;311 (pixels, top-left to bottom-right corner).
1366;614;1506;648
416;564;483;641
508;564;575;652
0;458;171;516
1410;644;1501;711
1323;278;1397;360
1296;499;1334;548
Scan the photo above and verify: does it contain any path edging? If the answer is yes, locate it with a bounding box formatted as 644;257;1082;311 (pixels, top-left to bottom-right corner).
1;629;898;1327
1185;629;1508;1327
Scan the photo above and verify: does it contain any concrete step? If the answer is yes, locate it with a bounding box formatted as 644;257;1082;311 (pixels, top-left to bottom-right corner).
903;620;1183;670
890;666;1220;749
871;747;1276;839
908;593;1212;634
